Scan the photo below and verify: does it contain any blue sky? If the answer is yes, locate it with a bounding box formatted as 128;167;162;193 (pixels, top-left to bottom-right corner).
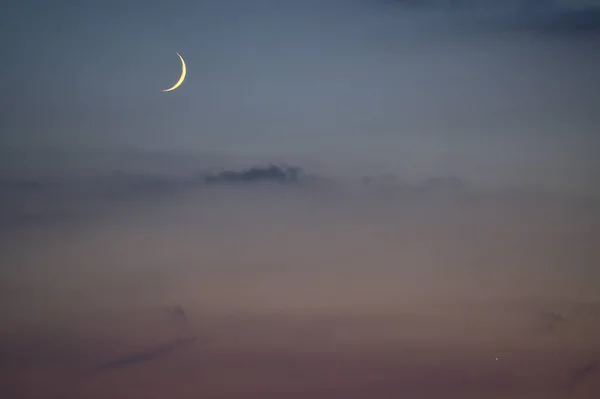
1;0;599;190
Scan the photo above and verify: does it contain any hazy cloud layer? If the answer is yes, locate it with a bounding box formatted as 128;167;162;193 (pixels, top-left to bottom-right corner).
0;163;475;228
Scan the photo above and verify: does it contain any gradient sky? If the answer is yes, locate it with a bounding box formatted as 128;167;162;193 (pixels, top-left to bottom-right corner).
1;0;599;190
2;3;600;398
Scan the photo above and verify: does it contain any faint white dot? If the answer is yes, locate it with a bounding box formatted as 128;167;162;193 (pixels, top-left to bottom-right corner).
495;357;499;361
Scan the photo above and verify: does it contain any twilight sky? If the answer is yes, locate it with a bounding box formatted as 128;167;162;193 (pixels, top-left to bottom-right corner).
1;2;600;398
1;0;600;190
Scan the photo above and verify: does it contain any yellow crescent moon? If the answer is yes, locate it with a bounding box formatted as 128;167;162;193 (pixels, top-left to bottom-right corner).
161;52;186;92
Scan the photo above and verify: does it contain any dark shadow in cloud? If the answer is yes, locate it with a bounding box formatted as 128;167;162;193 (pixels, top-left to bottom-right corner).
204;164;303;185
95;336;198;374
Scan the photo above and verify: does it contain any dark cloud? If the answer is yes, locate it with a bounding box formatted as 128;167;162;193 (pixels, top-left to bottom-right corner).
204;164;303;185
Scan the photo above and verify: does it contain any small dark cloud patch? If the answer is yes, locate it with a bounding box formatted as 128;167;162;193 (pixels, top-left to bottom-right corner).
204;164;303;185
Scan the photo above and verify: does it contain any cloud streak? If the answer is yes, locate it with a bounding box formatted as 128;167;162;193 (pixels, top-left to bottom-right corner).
95;336;198;374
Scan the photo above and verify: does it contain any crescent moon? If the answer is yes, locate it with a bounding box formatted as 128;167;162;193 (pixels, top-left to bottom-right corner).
161;52;186;92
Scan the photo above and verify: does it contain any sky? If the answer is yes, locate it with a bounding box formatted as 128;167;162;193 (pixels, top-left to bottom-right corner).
1;1;600;398
1;0;599;189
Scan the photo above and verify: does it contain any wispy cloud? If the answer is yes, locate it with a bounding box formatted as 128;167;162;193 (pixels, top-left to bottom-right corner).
95;336;198;374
